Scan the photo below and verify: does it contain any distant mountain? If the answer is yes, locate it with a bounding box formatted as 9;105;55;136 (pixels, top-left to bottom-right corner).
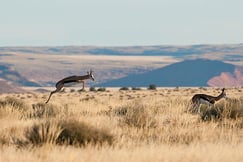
1;44;243;59
0;63;40;87
208;67;243;87
1;44;243;88
0;79;25;93
96;59;237;87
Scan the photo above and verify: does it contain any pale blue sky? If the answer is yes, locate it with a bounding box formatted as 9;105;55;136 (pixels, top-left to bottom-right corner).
1;0;243;46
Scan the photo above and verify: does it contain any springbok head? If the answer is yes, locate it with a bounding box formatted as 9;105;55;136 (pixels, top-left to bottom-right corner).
221;88;227;99
87;69;95;81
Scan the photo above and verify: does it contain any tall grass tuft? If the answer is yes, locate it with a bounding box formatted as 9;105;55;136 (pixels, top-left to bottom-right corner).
219;98;243;119
200;98;243;121
57;119;113;146
24;119;113;147
117;102;157;129
31;103;58;118
0;97;29;112
0;97;30;119
25;120;63;146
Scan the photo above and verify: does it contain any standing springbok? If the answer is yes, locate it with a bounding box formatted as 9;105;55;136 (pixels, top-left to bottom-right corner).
45;70;94;103
191;88;227;113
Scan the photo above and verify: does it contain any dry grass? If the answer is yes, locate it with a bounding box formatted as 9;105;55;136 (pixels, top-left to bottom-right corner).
0;87;243;162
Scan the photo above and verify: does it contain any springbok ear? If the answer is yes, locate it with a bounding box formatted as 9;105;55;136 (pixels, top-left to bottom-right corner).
90;69;93;74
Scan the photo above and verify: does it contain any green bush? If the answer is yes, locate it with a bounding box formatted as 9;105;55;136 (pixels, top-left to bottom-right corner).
97;87;106;92
89;87;96;92
119;87;129;91
148;84;157;90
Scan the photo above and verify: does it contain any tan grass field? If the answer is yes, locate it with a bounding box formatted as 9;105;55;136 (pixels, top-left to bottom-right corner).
0;87;243;162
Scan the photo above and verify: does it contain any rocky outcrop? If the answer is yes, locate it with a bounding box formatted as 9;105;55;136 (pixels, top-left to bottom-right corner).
208;68;243;87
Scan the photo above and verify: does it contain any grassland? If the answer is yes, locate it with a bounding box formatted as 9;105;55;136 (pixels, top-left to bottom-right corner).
0;87;243;162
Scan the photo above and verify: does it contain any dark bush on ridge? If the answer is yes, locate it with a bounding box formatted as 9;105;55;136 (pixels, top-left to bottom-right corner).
119;87;129;91
89;87;96;91
148;84;157;90
97;87;106;92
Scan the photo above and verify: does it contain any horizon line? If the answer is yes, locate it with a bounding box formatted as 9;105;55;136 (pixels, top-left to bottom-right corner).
1;43;243;48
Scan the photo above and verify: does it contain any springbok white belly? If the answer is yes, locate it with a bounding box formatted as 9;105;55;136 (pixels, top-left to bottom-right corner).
199;98;212;105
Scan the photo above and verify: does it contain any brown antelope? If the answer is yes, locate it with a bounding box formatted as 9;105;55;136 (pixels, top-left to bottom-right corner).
45;69;94;103
191;88;227;113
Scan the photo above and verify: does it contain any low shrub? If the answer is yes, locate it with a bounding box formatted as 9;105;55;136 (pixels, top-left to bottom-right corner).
31;103;58;118
218;98;243;119
25;120;62;146
97;87;106;92
119;87;129;91
78;89;86;92
70;89;76;93
24;119;113;147
148;84;157;90
57;119;113;146
199;98;243;121
113;106;128;116
89;87;96;92
201;107;221;121
0;97;28;111
0;97;30;119
118;102;157;129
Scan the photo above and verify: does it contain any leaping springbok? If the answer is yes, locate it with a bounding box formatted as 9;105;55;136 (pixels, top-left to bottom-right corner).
191;88;227;113
45;69;94;103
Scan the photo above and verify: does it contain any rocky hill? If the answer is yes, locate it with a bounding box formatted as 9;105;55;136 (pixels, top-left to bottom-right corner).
96;59;240;87
0;79;25;93
208;67;243;87
0;63;40;86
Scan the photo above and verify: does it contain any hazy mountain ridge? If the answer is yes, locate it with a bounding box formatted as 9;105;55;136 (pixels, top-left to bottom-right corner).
96;59;239;87
0;79;25;93
0;63;40;87
1;44;243;91
1;44;243;58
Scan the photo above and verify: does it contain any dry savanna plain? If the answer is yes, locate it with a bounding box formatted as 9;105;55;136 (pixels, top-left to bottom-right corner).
0;87;243;162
